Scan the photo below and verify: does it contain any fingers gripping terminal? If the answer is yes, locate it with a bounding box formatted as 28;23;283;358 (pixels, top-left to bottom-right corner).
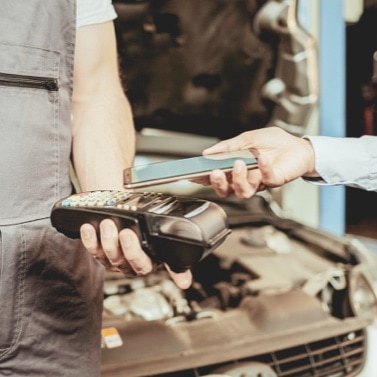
51;190;231;272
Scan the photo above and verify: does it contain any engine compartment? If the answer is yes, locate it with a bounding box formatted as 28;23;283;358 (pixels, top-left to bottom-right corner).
101;195;375;377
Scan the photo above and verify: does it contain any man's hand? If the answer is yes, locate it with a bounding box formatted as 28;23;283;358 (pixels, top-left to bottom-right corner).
80;220;193;290
203;127;317;198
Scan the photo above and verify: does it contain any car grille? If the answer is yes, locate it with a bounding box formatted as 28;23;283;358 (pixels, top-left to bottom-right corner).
152;328;366;377
267;329;365;376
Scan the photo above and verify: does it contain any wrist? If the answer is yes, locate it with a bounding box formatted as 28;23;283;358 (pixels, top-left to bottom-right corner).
301;138;319;177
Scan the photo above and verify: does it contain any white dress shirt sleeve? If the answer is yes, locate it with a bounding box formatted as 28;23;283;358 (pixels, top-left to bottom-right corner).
303;135;377;191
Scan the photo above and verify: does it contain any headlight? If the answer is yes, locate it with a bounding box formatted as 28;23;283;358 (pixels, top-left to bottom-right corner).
349;267;377;320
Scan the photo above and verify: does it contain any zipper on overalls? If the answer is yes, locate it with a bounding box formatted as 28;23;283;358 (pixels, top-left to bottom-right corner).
0;72;59;91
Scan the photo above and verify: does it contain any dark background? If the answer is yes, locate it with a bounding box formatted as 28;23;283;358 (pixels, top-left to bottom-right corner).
346;3;377;237
113;0;377;238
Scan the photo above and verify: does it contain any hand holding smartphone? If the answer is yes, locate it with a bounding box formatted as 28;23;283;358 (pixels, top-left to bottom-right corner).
123;149;258;189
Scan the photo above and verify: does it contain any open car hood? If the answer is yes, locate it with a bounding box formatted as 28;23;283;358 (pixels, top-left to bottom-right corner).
101;194;377;377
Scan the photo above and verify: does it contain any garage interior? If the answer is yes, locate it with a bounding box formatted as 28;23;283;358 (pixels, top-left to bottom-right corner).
100;1;377;376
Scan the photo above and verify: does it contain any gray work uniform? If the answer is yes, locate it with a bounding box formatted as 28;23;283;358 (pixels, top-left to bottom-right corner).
0;1;104;376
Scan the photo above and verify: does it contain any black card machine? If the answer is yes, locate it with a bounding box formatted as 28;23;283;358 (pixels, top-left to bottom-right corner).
50;190;231;272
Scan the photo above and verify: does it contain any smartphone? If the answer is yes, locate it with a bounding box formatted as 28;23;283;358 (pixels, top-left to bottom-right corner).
123;149;258;189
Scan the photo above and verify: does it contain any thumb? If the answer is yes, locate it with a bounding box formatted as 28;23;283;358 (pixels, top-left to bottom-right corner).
203;142;230;155
203;135;248;155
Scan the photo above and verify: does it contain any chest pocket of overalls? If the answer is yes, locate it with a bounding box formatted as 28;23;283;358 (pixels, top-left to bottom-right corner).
0;42;60;358
0;42;61;223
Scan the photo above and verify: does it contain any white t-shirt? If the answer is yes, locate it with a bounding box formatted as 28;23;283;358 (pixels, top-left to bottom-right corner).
76;0;117;28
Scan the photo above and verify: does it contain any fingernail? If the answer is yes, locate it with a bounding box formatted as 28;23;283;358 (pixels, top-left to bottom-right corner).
102;224;112;238
81;226;91;239
121;233;132;247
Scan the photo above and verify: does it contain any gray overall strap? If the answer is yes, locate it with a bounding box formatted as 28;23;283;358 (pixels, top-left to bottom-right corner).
0;0;76;225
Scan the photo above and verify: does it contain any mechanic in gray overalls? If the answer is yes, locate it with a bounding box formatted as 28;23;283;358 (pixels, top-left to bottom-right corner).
0;1;192;374
0;0;156;375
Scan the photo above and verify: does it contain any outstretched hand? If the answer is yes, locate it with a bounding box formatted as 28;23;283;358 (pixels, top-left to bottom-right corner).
202;127;317;198
80;219;193;290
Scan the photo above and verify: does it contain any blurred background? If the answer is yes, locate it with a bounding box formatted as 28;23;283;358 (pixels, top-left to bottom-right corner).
112;0;377;239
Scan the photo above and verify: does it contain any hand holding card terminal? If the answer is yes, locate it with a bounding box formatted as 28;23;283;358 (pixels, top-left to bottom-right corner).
50;191;231;272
